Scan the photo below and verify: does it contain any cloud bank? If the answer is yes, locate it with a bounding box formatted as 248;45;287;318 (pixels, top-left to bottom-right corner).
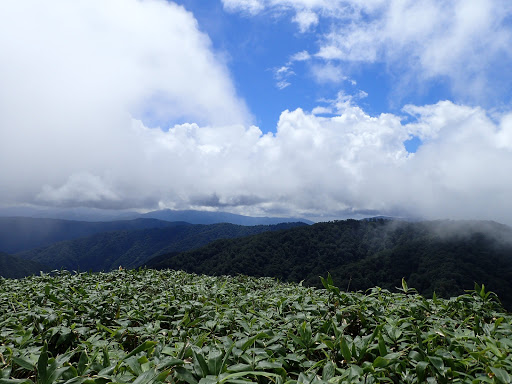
1;0;512;224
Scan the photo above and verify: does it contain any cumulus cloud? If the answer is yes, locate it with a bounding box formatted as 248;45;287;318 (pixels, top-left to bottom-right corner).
0;0;250;127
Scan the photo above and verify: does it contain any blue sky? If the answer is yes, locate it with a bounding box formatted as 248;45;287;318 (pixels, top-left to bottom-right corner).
174;0;512;134
1;0;512;223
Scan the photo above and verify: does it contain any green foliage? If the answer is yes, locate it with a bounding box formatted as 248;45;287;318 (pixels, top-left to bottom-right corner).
1;269;511;383
147;219;512;310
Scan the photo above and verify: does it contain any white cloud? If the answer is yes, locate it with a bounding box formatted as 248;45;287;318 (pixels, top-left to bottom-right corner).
37;173;120;207
311;106;333;115
224;0;512;103
0;0;250;127
273;66;295;90
311;63;347;84
2;0;512;225
293;10;319;32
290;50;311;62
0;0;250;206
222;0;264;14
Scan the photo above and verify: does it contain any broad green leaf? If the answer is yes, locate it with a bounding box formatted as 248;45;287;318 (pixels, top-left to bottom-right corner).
207;349;224;376
123;341;157;360
341;338;352;362
416;361;428;382
322;361;335;381
12;357;34;371
490;367;511;384
427;356;445;376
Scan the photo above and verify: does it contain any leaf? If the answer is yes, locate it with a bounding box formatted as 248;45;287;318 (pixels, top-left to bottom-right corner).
322;361;335;381
226;364;252;373
372;357;390;368
241;332;269;352
378;333;387;357
175;367;199;384
36;343;48;384
402;278;408;293
207;349;224;376
123;341;157;360
77;352;88;376
192;348;209;377
416;361;428;382
427;356;444;376
256;360;282;370
341;338;352;362
157;358;185;370
132;369;158;384
490;367;511;384
218;371;279;384
12;357;35;371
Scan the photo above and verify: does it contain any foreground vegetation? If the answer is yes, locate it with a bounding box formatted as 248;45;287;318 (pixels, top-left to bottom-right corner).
1;269;511;384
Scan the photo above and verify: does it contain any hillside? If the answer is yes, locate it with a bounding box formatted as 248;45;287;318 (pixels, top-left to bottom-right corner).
0;217;185;253
147;219;512;309
16;222;307;272
0;251;49;278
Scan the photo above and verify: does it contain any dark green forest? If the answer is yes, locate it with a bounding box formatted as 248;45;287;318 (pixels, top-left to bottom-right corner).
15;222;306;272
146;219;512;310
0;217;184;253
0;252;49;278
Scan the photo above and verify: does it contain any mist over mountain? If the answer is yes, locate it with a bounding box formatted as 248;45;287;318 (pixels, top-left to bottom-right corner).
0;209;312;255
0;217;183;254
15;222;306;273
147;219;512;310
140;209;314;225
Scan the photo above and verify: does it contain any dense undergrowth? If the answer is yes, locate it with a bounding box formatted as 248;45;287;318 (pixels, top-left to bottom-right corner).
1;269;511;384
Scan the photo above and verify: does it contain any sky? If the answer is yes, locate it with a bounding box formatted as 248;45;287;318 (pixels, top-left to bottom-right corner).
1;0;512;223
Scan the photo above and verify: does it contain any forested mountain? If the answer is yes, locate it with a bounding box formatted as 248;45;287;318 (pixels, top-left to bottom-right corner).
0;217;184;253
16;222;306;272
146;219;512;309
0;252;49;278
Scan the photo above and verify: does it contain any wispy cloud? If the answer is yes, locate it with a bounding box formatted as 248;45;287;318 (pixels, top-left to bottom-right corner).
293;10;319;32
223;0;512;104
272;66;295;90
